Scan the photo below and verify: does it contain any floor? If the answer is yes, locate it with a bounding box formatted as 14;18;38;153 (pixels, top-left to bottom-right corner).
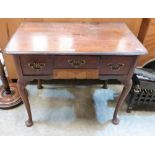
0;83;155;136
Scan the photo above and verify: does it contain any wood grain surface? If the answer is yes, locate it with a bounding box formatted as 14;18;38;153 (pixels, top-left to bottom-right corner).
4;22;147;55
0;18;144;79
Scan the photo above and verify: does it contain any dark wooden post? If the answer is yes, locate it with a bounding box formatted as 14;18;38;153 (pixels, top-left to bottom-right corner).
0;58;11;94
37;79;43;89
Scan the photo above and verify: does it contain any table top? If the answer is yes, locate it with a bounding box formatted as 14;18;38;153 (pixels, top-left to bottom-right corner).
4;22;147;55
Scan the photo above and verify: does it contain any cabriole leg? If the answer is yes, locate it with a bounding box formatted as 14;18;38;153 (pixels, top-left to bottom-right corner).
17;79;33;127
37;79;43;89
112;79;132;125
102;80;108;89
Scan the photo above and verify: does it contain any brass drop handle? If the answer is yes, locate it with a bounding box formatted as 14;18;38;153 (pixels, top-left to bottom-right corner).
28;62;45;71
108;63;124;71
68;59;86;68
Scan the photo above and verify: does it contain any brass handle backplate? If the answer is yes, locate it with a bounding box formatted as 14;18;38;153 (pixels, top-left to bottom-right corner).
28;62;45;71
108;63;124;71
68;59;86;68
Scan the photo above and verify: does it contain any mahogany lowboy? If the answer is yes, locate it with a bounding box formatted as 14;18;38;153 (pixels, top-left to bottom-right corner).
4;22;147;127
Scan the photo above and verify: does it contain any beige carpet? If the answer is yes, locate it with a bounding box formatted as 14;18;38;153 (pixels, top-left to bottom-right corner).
0;84;155;136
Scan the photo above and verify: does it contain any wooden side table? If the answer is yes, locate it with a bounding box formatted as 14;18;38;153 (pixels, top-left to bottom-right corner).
4;22;147;127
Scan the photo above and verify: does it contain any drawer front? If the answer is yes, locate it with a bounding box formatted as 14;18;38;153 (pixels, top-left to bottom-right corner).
20;55;54;75
54;56;99;69
53;69;99;79
100;56;135;75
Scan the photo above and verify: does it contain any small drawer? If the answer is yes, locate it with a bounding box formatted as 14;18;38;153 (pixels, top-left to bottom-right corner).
100;56;135;75
20;55;54;75
53;69;99;79
54;56;99;69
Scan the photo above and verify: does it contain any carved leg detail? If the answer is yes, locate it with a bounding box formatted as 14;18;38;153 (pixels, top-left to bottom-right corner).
37;79;43;89
17;80;33;127
112;79;132;125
